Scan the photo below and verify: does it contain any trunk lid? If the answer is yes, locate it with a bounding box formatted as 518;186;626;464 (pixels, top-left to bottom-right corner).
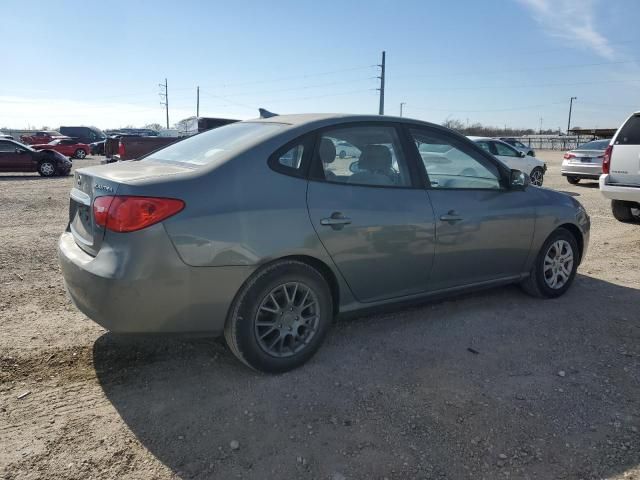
68;161;193;255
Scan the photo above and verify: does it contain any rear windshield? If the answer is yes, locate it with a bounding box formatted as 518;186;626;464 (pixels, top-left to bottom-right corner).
144;122;284;166
616;115;640;145
578;140;610;150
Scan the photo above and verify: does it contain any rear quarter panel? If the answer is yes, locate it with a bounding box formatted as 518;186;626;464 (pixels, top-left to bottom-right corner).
156;140;330;267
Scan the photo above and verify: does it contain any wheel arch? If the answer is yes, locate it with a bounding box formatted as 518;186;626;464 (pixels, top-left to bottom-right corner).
225;254;341;328
556;223;584;264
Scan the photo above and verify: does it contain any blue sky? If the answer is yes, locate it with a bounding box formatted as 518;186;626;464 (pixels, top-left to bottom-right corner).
1;0;639;130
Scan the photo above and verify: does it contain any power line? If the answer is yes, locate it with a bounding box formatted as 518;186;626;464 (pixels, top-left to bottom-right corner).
402;78;640;93
399;60;635;81
198;64;376;90
406;102;567;114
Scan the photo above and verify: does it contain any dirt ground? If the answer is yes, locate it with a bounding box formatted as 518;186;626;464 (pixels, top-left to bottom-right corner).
1;151;639;480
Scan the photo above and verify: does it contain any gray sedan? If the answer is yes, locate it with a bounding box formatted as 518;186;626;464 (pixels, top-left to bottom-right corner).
561;139;611;184
59;114;590;372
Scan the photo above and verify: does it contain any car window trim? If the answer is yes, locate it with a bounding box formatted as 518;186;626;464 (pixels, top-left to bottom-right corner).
307;121;424;190
267;133;315;179
403;125;511;191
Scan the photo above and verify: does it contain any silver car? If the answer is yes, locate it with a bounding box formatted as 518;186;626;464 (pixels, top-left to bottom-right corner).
59;114;590;372
562;139;611;184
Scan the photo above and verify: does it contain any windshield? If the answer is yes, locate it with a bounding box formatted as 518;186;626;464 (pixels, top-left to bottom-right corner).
578;139;610;150
144;122;284;166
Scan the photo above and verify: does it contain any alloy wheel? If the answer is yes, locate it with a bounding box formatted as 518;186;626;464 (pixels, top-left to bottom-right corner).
40;162;55;176
530;169;544;186
254;282;320;358
543;240;574;289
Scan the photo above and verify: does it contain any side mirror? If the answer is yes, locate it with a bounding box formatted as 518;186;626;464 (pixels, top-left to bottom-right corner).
510;169;529;189
15;148;23;154
518;151;526;158
349;160;361;173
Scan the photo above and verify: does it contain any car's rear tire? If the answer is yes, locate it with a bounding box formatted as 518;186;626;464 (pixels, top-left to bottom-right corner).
74;149;86;159
529;167;544;186
521;227;579;298
611;200;640;223
224;260;333;373
566;176;580;185
37;160;56;177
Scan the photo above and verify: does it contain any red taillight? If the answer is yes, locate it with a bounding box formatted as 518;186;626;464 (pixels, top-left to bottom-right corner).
93;196;185;233
602;145;613;174
118;141;125;158
563;152;575;160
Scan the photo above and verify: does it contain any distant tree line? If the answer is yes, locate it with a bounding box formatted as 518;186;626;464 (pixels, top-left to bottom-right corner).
441;118;559;137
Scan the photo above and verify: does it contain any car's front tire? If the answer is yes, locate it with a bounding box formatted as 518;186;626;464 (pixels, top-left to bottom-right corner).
37;160;56;177
566;176;580;185
521;228;579;298
224;260;333;373
529;167;544;186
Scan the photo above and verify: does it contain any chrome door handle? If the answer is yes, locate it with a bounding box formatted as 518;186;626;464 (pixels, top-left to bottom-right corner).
320;212;351;227
440;210;463;222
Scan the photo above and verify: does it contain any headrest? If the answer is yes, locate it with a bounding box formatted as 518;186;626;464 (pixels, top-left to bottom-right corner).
319;138;336;164
359;145;392;171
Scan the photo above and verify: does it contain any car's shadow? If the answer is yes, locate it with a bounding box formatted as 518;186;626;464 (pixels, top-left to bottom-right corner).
94;274;640;479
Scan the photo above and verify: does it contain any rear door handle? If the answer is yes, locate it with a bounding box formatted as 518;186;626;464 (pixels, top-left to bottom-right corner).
320;212;352;227
440;210;463;222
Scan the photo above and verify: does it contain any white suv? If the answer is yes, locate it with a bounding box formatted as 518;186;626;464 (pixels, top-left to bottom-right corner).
599;112;640;222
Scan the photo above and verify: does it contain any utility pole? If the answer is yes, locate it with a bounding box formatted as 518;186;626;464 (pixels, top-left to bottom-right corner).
399;102;406;117
159;78;169;129
567;96;577;134
377;51;386;115
196;86;200;117
539;117;543;134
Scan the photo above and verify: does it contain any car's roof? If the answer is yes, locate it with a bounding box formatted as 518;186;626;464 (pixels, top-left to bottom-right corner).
249;113;435;128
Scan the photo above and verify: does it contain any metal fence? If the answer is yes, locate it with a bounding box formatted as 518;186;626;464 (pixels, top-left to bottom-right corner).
513;135;599;151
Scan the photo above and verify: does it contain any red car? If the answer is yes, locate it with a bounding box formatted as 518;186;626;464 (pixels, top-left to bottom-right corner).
20;131;67;145
32;138;90;159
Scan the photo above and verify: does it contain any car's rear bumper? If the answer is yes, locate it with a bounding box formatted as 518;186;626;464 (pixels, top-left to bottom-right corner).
58;228;253;334
599;174;640;203
561;161;602;178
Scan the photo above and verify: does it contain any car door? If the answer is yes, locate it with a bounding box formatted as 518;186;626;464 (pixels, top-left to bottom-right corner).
306;123;436;303
408;127;535;291
0;141;29;171
491;140;529;173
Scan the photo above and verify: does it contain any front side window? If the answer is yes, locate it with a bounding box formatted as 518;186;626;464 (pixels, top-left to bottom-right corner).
493;141;519;157
411;129;501;190
316;125;411;187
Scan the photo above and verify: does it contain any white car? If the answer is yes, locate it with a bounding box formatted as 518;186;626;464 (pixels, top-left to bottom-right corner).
468;137;546;186
599;112;640;223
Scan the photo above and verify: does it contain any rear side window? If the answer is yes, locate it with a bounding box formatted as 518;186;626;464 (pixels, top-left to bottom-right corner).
616;115;640;145
277;144;304;169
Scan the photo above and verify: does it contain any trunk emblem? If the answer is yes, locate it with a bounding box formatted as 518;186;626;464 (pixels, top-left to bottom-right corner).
95;183;114;193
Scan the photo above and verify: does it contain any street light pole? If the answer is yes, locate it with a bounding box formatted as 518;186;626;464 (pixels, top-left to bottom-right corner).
567;96;577;134
399;102;406;117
